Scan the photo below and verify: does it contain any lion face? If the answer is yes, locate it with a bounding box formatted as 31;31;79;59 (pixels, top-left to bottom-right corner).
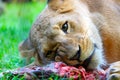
44;16;96;66
36;0;104;69
39;14;94;66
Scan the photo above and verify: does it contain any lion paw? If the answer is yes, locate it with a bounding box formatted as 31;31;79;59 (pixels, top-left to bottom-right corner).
107;61;120;80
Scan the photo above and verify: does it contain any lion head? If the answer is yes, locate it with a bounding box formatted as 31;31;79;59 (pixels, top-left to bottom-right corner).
19;0;106;69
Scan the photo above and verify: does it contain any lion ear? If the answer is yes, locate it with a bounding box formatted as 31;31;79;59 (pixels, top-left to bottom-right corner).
47;0;74;13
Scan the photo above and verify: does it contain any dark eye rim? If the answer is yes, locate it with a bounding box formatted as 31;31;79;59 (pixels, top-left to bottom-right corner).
62;21;68;33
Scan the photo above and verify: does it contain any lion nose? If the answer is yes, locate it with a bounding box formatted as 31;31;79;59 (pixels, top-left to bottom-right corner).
70;45;81;60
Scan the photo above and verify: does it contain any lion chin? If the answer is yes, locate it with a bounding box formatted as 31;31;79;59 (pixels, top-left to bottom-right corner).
19;0;120;73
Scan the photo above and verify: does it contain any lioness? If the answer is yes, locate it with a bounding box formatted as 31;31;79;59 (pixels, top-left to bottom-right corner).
19;0;120;79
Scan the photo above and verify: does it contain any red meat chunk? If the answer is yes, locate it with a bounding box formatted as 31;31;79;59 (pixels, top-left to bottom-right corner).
2;62;106;80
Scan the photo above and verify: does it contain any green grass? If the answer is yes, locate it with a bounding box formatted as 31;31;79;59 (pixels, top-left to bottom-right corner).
0;2;46;72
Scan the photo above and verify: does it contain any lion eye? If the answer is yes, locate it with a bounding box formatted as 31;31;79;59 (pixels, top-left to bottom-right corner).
62;21;68;33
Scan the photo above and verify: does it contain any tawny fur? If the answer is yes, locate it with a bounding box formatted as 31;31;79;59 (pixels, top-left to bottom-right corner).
83;0;120;63
19;0;120;70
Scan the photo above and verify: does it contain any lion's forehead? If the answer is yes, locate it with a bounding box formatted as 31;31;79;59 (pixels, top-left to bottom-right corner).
47;13;80;26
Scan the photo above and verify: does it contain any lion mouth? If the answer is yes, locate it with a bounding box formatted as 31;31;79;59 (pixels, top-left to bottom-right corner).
81;46;96;69
72;44;96;69
69;45;81;61
55;44;96;69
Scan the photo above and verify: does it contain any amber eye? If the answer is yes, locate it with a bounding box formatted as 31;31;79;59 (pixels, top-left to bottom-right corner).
62;21;68;33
